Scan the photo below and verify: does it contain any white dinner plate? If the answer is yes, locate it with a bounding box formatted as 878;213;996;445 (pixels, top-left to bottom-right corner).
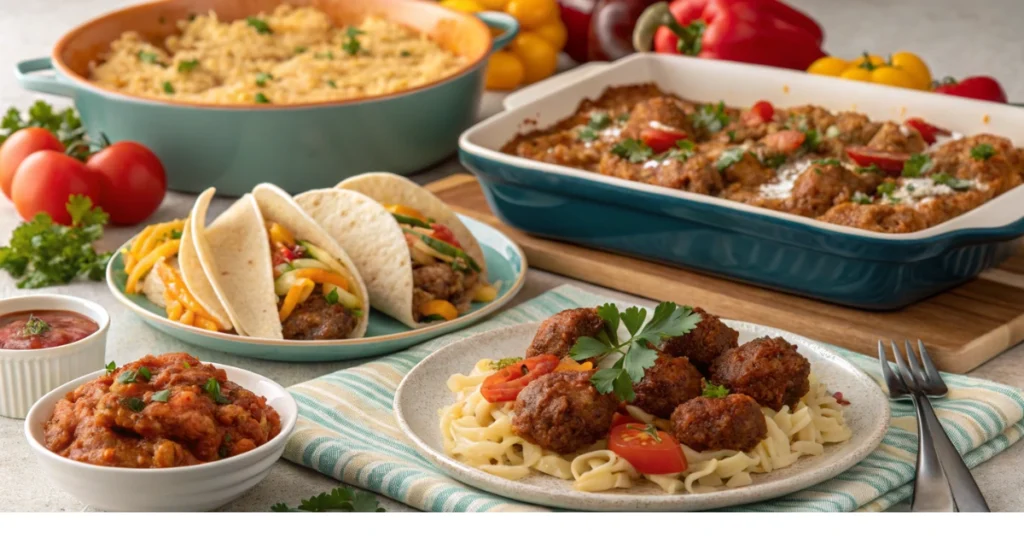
394;316;889;511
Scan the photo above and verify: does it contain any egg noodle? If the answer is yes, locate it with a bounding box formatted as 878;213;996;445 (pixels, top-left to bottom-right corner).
440;359;852;494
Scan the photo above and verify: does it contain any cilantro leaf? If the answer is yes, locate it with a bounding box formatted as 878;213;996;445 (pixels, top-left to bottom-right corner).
578;127;597;142
255;72;273;87
970;143;995;161
621;345;658;386
204;378;230;404
851;191;873;204
702;382;730;398
620;306;647;336
569;336;612;362
931;173;972;191
813;158;842;166
801;129;821;152
715;147;747;171
117;369;138;384
876;181;897;197
246;17;272;34
595;303;620;347
342;27;364;56
162;81;175;94
121;397;146;412
611;139;653;163
254;92;270;104
0;100;85;149
105;361;117;374
611;369;636;402
855;163;883;175
151;389;171;403
759;153;787;169
21;314;50;336
691;101;730;133
177;59;199;73
587;112;612;130
325;288;340;305
901;153;933;177
272;487;385;512
137;366;152;382
591;368;623;396
137;50;165;66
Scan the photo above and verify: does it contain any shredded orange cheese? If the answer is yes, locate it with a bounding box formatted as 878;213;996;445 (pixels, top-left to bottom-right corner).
157;260;223;332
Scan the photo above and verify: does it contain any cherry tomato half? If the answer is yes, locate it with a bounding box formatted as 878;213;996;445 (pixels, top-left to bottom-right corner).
903;118;951;145
743;100;775;125
845;146;909;175
430;223;462;248
640;128;688;153
0;127;64;200
86;141;167;225
10;150;104;225
608;423;687;475
763;130;806;153
480;354;560;403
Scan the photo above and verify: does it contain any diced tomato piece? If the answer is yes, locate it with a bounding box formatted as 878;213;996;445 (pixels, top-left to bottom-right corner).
904;117;951;145
608;423;687;475
763;130;806;153
480;355;560;403
750;100;775;123
611;412;642;428
271;245;298;267
640;128;688;153
845;146;909;175
430;223;462;248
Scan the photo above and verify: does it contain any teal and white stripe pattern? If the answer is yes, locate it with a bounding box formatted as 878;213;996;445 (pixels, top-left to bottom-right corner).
282;285;1024;512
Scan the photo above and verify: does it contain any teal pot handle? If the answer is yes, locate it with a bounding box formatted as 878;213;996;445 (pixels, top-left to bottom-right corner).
477;11;519;51
15;57;77;98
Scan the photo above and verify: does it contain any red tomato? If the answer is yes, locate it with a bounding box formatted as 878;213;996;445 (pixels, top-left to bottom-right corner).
743;100;775;125
904;118;951;145
844;146;909;175
480;355;560;403
640;128;688;153
430;223;462;248
86;141;166;225
608;423;687;475
0;127;65;200
763;130;806;153
611;412;642;428
10;150;104;225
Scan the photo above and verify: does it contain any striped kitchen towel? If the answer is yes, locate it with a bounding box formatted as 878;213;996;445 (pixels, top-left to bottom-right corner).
282;285;1024;512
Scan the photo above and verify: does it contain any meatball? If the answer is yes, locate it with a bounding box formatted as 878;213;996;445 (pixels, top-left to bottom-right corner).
512;371;618;454
413;264;463;301
866;122;927;154
632;355;703;418
711;337;810;411
526;307;606;359
784;163;881;218
818;202;928;233
641;153;724;195
622;96;696;139
721;152;775;188
660;307;738;376
671;394;768;452
281;286;358;340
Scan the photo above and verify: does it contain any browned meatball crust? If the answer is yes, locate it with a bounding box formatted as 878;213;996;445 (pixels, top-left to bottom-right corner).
632;355;703;418
711;337;810;411
512;371;618;454
660;307;739;376
671;394;768;452
526;307;606;359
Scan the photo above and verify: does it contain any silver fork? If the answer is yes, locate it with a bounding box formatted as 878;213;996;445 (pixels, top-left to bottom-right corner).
879;340;990;512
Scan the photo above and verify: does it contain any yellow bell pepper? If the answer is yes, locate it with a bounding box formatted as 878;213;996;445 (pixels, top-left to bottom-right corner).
807;52;931;91
472;283;498;303
385;204;428;223
279;277;316;321
267;222;295;247
418;299;459;322
290;267;352;292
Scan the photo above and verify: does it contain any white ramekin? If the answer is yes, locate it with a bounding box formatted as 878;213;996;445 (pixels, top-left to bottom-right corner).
0;294;111;419
24;362;298;511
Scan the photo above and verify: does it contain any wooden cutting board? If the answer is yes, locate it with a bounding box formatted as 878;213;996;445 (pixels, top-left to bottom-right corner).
428;174;1024;374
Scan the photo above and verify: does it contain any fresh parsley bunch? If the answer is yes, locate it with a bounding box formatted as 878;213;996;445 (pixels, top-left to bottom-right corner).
271;486;385;512
0;100;84;147
569;302;702;401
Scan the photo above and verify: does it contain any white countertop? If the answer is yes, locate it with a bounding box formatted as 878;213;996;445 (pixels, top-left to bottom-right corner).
2;0;1023;512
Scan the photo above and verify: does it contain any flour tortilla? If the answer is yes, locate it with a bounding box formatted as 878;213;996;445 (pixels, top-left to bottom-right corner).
294;188;419;328
178;188;233;330
336;173;487;278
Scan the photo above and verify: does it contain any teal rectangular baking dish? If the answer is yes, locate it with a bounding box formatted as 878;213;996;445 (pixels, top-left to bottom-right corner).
459;55;1024;310
15;0;517;196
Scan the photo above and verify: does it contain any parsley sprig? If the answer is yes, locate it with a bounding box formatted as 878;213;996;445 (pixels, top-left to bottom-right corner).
271;487;385;512
0;100;84;148
578;111;614;142
970;143;995;161
691;101;730;134
569;302;702;401
246;17;272;35
21;314;51;336
611;139;654;163
715;146;747;171
342;27;364;56
702;382;729;398
901;153;933;177
204;378;230;404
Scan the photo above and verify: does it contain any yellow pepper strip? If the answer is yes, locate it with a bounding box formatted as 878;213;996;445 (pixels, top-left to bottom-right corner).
555;357;593;372
385;204;428;222
267;222;295;247
289;268;351;292
138;221;184;258
418;299;458;321
472;283;498;303
279;278;315;321
125;240;180;294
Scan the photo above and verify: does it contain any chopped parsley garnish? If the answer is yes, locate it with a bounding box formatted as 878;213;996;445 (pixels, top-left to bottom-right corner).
901;153;932;177
121;397;146;412
314;51;334;60
219;434;232;458
325;288;340;305
182;361;191;369
204;378;230;404
342;27;364;56
702;382;730;398
294;46;307;54
137;366;152;382
0;99;84;149
105;361;117;374
162;81;175;94
715;147;747;171
932;173;973;191
664;139;695;162
255;93;270;104
151;389;171;403
399;50;411;57
691;101;730;134
876;181;898;199
137;51;164;66
813;158;842;166
588;111;612;130
570;302;702;402
271;487;385;512
20;315;51;336
255;72;273;87
490;357;523;370
117;369;143;384
626;423;662;442
578;127;598;142
855;163;883;175
970;143;995;161
851;192;873;204
352;309;363;318
246;17;272;34
727;130;736;142
759;153;788;169
611;138;654;163
171;229;183;239
801;128;821;152
326;80;337;88
177;59;199;73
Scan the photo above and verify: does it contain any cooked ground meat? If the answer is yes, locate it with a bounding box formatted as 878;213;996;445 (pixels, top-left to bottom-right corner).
867;122;927;154
411;263;476;320
282;285;358;339
818;202;929;233
671;394;767;452
511;371;618;454
640;153;724;194
631;354;703;418
711;336;810;411
660;307;738;376
526;307;606;359
44;353;281;468
784;163;881;217
621;96;696;139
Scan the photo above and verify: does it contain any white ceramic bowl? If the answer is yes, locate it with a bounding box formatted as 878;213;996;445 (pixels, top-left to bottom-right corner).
23;363;298;511
0;294;110;419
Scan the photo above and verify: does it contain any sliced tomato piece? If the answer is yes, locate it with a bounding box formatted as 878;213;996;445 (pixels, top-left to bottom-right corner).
845;146;909;175
640;128;688;153
763;130;806;153
608;423;687;475
904;117;951;145
480;355;560;403
745;100;775;124
611;412;642;428
430;223;462;248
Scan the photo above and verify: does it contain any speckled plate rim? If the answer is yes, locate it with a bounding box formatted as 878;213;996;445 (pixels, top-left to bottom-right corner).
394;319;890;512
105;214;527;349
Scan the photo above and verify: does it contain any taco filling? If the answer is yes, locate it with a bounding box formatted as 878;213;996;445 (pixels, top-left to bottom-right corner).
386;205;497;323
267;221;364;340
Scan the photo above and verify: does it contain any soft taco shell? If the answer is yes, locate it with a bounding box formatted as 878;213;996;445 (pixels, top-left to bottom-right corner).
294;188;418;328
177;188;233;331
251;183;370;339
336;173;487;278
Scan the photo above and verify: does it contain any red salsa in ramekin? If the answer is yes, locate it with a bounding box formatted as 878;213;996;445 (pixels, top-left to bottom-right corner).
0;310;99;350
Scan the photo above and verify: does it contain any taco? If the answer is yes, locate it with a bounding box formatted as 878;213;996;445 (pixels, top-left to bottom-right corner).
198;183;370;340
122;188;234;333
294;172;497;328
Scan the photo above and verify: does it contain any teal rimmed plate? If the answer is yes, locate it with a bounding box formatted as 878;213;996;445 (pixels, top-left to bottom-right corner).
106;215;527;362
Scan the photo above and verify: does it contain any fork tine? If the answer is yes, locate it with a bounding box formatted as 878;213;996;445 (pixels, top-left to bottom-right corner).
891;340;918;391
878;340;906;394
918;340;947;390
904;339;929;388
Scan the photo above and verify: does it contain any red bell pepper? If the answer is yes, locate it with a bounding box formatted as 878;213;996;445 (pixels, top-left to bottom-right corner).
904;118;950;145
933;76;1008;104
635;0;826;71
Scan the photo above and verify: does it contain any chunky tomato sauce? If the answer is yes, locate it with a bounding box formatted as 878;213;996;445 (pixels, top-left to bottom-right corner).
0;310;98;350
